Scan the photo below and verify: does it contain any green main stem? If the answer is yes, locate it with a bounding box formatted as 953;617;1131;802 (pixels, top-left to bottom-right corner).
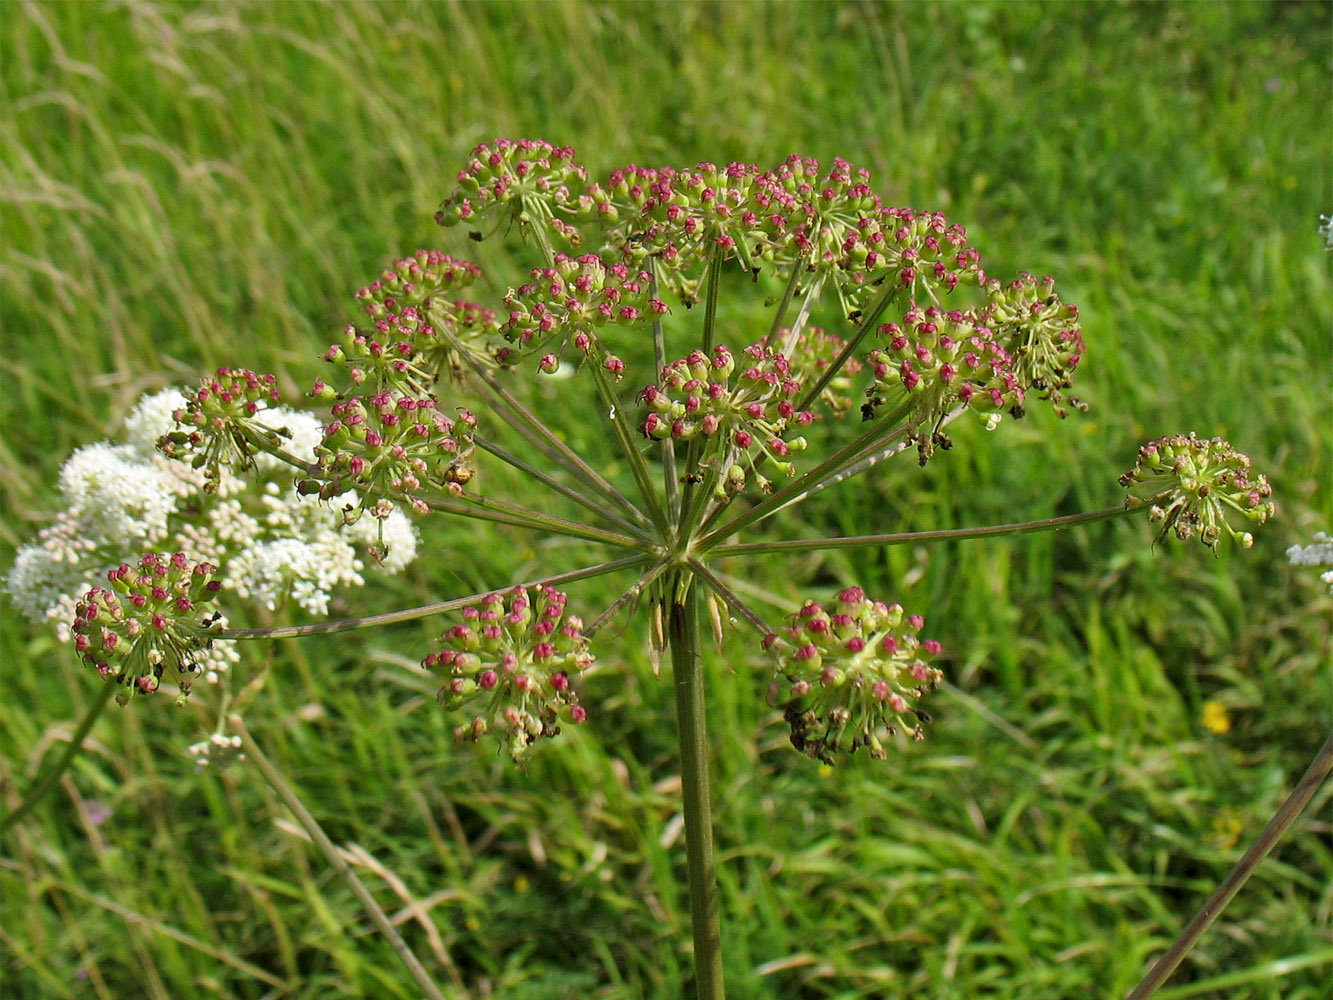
668;573;725;1000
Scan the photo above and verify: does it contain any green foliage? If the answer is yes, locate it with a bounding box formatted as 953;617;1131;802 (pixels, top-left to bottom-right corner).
2;1;1329;998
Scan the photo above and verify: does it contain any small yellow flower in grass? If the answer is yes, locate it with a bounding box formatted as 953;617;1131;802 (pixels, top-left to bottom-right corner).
1201;699;1232;735
1209;806;1245;850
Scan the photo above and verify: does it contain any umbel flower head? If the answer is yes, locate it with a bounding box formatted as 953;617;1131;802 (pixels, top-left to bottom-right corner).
316;310;443;400
355;249;482;319
1120;432;1275;552
639;343;814;497
314;251;499;396
765;588;944;763
422;586;592;761
865;304;1024;446
301;393;477;516
158;368;286;489
500;252;669;369
434;138;585;241
70;553;223;705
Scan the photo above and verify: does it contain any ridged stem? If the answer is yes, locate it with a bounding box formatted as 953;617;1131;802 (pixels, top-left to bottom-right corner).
668;574;725;1000
215;553;651;640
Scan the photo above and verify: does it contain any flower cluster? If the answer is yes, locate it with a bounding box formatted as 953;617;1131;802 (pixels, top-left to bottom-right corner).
865;304;1023;451
221;482;416;613
434;138;585;243
863;274;1085;456
1120;432;1275;551
303;393;476;515
765;587;944;763
1287;531;1333;592
158;368;285;487
979;273;1084;417
573;160;769;279
317;309;442;399
317;252;499;394
437;142;981;322
6;389;419;670
422;586;591;761
639;343;814;497
764;326;864;417
499;252;667;369
71;553;223;704
355;249;482;319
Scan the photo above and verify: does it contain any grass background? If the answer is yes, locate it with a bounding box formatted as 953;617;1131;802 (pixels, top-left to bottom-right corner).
2;1;1330;997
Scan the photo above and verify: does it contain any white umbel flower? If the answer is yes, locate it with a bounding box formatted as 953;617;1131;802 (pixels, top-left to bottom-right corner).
1288;531;1333;593
58;443;176;547
124;388;189;456
5;544;90;627
227;535;364;615
7;387;422;672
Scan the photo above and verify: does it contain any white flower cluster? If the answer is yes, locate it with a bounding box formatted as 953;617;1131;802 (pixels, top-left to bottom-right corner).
6;388;421;673
1287;531;1333;593
188;731;245;770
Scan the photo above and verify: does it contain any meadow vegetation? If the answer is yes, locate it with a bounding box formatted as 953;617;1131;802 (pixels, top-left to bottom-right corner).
2;2;1329;997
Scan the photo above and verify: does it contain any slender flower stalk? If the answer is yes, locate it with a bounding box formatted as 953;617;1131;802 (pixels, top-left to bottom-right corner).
1125;731;1333;1000
712;505;1135;557
420;492;653;550
450;338;651;528
698;397;918;547
214;554;653;641
229;716;456;1000
473;433;648;538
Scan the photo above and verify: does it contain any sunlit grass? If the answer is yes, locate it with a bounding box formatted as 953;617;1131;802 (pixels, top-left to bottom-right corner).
2;1;1329;997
